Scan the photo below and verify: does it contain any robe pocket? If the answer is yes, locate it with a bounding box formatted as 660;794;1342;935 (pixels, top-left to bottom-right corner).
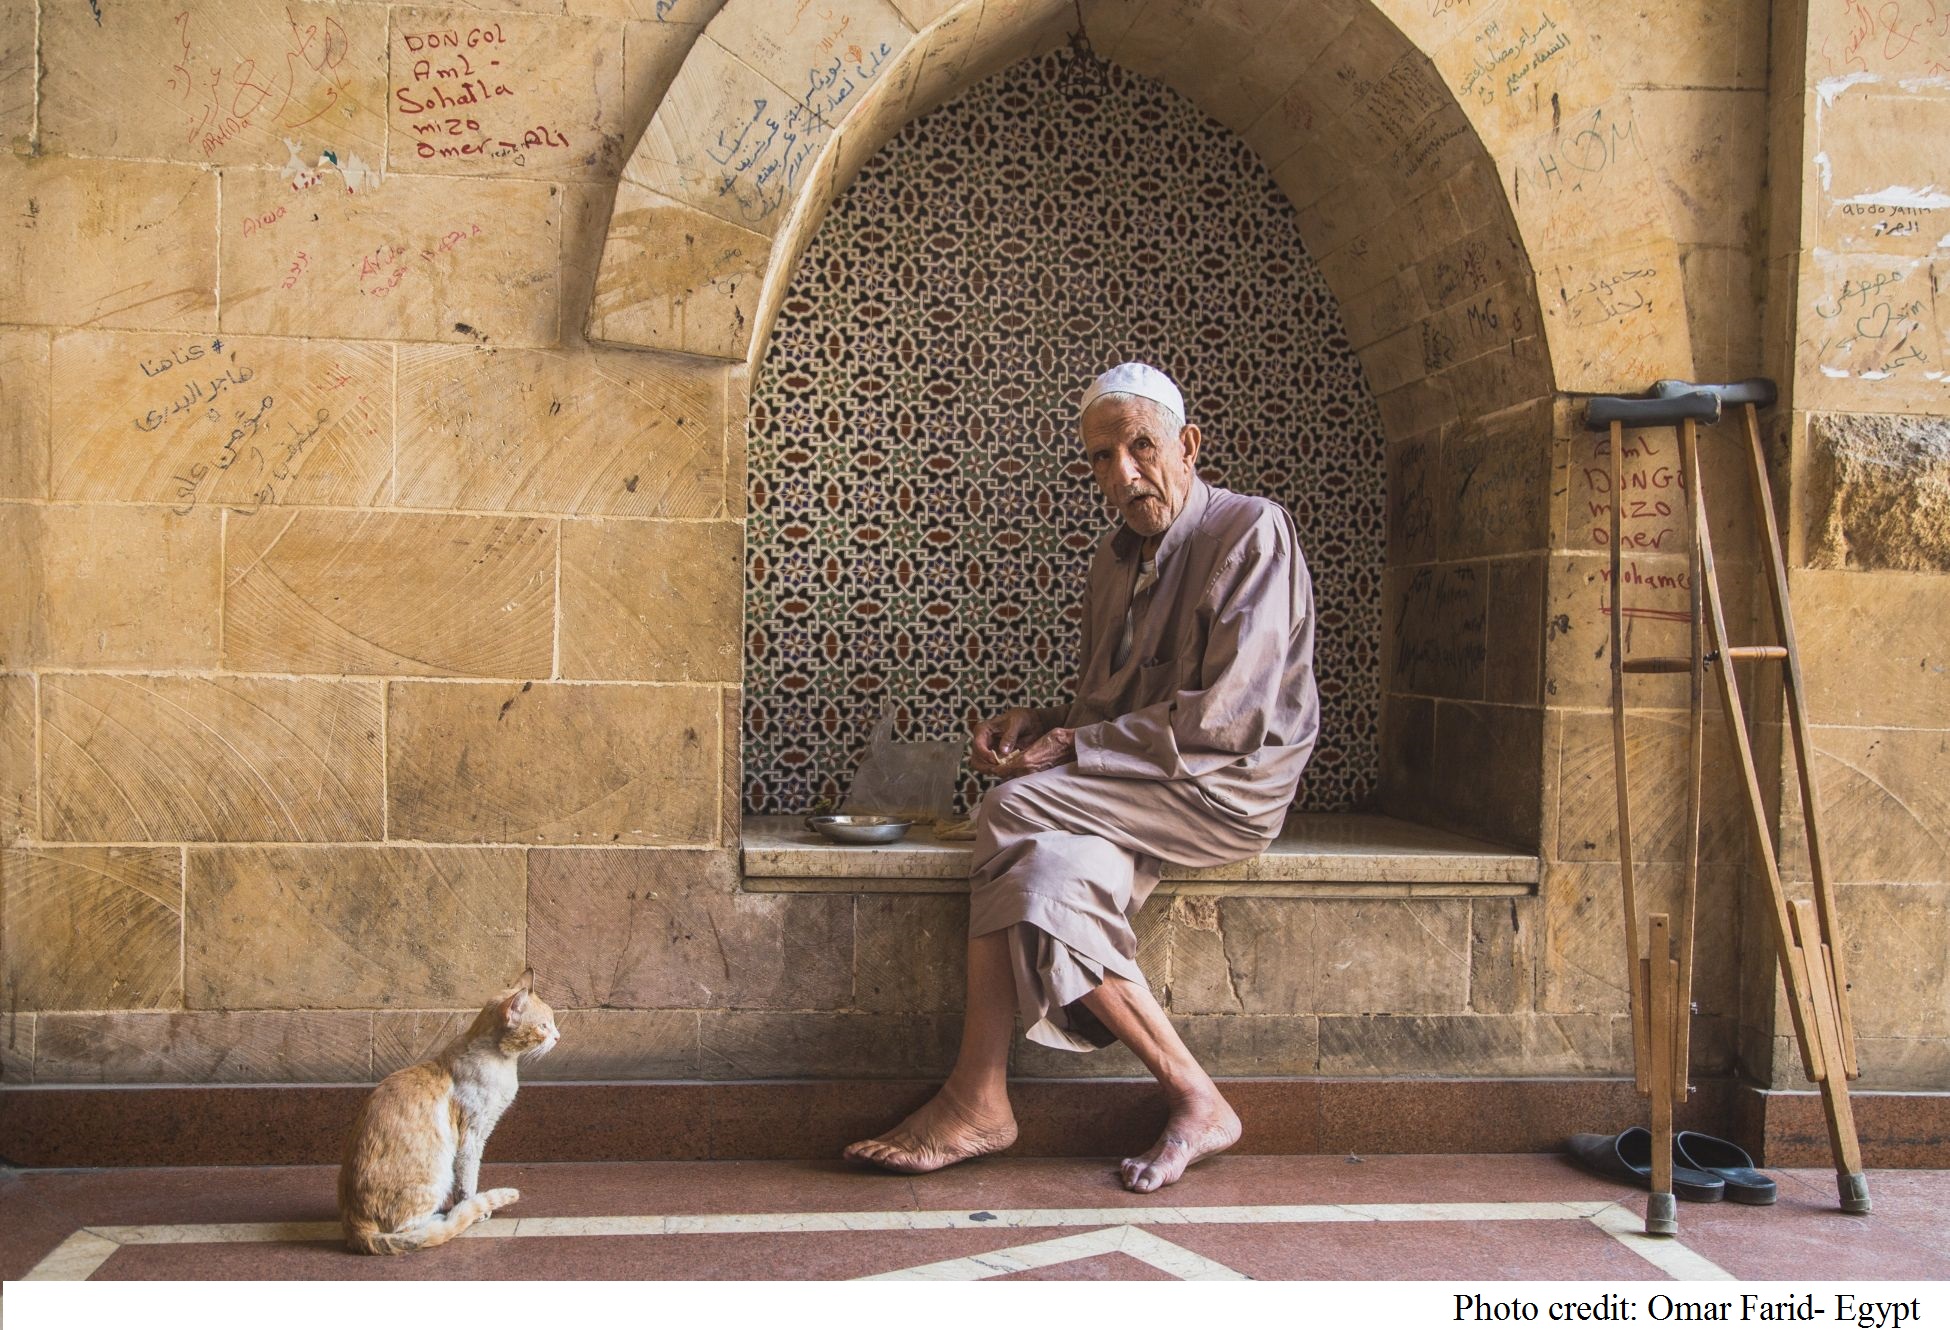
1135;657;1182;699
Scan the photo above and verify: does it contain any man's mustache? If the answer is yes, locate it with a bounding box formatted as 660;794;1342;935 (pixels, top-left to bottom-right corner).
1120;488;1162;503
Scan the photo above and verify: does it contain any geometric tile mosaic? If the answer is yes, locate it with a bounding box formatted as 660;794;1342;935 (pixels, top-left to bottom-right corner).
746;53;1385;816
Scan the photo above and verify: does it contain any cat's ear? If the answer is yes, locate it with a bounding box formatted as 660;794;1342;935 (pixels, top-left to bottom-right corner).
517;966;535;993
499;988;532;1026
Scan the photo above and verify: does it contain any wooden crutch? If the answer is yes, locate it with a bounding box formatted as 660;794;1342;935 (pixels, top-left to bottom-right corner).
1585;388;1721;1237
1651;377;1869;1218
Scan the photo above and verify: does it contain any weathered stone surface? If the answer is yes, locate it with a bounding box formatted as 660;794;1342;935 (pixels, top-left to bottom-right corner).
720;683;741;845
0;0;30;153
1;847;183;1010
1214;898;1472;1015
1485;556;1545;706
1679;245;1764;385
1319;1013;1616;1076
1428;700;1544;849
1796;254;1940;414
0;509;26;671
560;519;741;680
42;676;383;843
37;505;222;668
1383;562;1486;699
373;1007;700;1080
1780;727;1950;885
185;845;525;1009
1439;400;1551;560
0;675;31;841
1555;709;1745;865
0;1013;30;1083
1385;429;1436;566
1470;896;1533;1014
1632;89;1766;248
389;7;626;179
1540;861;1742;1018
39;1;383;166
0;329;47;498
587;183;770;357
1801;413;1950;571
1833;882;1950;1040
388;682;719;844
622;17;712;150
219;171;560;345
224;510;556;676
396;345;727;516
1542;551;1755;711
1790;569;1950;728
1538;240;1694;395
51;332;392;509
697;1012;956;1078
854;894;966;1013
527;847;851;1007
0;156;217;330
1580;0;1765;89
32;1011;373;1084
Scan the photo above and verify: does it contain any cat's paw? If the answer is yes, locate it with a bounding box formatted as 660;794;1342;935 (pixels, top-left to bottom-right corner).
481;1187;520;1212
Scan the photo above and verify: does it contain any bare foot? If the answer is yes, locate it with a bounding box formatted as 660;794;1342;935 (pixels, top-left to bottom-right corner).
844;1086;1018;1174
1120;1093;1241;1193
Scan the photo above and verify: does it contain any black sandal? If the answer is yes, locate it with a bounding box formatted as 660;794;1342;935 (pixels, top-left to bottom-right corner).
1674;1131;1778;1205
1568;1128;1726;1202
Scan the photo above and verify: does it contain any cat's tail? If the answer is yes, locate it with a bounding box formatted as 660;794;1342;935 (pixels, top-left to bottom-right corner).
345;1187;520;1255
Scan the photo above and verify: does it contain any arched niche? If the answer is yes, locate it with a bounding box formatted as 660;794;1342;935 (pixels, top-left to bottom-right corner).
588;0;1700;849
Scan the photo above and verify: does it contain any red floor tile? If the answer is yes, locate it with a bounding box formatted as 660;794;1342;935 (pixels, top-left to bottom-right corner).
993;1253;1175;1280
1167;1219;1665;1282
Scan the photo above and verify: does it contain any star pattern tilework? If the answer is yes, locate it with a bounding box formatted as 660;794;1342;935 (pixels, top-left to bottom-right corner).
745;53;1386;816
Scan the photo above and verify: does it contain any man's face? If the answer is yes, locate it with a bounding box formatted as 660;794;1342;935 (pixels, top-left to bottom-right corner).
1080;396;1203;537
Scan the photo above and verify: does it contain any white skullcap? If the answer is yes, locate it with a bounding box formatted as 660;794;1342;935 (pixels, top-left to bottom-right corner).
1078;362;1185;422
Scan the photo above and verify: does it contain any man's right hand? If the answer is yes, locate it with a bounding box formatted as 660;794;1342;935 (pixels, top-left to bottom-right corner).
970;706;1047;775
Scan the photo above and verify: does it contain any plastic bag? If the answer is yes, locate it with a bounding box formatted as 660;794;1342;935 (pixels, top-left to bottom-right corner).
841;704;962;822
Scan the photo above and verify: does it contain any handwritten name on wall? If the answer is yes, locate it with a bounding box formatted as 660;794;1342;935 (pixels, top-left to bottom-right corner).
160;5;365;159
1806;258;1940;387
389;16;619;178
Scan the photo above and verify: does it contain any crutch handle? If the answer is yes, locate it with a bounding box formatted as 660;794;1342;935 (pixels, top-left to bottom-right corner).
1652;377;1778;408
1584;391;1722;431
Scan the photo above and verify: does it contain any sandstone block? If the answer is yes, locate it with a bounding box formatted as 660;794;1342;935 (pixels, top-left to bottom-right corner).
1845;1037;1950;1092
0;674;31;840
1812;88;1950;252
1438;339;1551;422
0;0;29;152
223;510;556;676
560;519;741;680
1631;89;1766;248
0;1014;29;1083
389;7;626;180
587;182;770;358
1429;0;1614;153
527;847;850;1007
854;893;966;1013
1832;881;1950;1040
396;345;727;515
1470;895;1533;1014
1790;569;1950;727
1439;400;1551;560
1678;245;1763;387
560;183;619;342
1429;700;1545;848
219;170;560;346
39;1;386;167
1555;709;1746;865
51;332;392;510
32;1011;373;1084
1385;430;1437;566
186;845;525;1008
1795;253;1939;414
1165;893;1241;1014
1319;1012;1615;1076
567;2;731;19
1485;556;1545;706
42;676;382;843
1506;97;1664;257
1579;0;1764;89
623;18;712;152
374;1007;700;1080
0;511;26;670
1214;897;1472;1015
1542;550;1756;711
388;681;720;843
0;155;217;330
1538;240;1695;395
697;1011;956;1078
1;847;183;1011
1781;727;1950;886
1800;412;1950;571
37;505;222;669
0;329;48;498
1383;562;1486;700
1539;861;1742;1018
719;683;741;845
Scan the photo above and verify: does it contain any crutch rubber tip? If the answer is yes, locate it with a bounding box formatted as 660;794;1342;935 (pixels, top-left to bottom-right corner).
1645;1193;1678;1236
1839;1172;1871;1215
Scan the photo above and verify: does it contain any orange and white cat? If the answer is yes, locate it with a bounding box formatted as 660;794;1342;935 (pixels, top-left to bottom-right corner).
339;970;560;1254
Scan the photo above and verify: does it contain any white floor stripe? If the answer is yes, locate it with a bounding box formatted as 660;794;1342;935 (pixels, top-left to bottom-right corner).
1115;1227;1251;1280
861;1224;1251;1281
1586;1203;1737;1281
21;1199;1671;1280
18;1230;119;1282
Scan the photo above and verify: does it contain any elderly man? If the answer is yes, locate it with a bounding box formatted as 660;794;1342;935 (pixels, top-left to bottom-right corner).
845;362;1319;1192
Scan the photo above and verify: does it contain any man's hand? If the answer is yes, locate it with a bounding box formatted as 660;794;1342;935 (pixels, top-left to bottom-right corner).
971;707;1046;775
993;726;1076;777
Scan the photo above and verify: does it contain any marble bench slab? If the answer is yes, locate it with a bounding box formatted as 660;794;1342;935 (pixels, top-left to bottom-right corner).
742;813;1539;896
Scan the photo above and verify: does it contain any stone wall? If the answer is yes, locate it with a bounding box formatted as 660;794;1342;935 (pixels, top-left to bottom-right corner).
2;0;1944;1093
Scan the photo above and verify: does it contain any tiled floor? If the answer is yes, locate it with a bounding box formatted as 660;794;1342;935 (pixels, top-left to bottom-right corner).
5;1156;1945;1281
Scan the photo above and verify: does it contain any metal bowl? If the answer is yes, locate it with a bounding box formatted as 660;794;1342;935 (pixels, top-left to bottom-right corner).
804;813;913;845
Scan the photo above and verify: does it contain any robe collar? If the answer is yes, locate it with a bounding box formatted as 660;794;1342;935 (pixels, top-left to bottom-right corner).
1111;476;1212;569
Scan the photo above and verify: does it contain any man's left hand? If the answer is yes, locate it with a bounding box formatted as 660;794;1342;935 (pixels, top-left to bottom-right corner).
992;726;1076;777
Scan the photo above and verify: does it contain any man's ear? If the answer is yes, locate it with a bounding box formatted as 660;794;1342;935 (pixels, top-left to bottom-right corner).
1179;421;1202;468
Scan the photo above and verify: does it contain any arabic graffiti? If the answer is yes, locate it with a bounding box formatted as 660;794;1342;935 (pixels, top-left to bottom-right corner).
708;41;894;224
164;7;354;157
1562;265;1657;327
1809;264;1933;379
